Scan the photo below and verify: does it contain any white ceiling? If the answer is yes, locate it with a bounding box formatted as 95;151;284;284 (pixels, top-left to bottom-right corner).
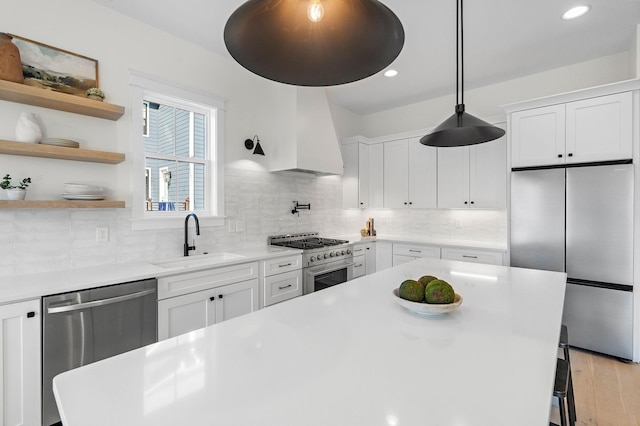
91;0;640;115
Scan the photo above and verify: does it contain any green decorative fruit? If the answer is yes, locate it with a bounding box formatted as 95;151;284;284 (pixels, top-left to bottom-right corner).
424;279;455;304
418;275;438;287
398;279;426;302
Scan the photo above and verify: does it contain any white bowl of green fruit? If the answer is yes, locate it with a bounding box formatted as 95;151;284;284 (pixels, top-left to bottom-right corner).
393;275;462;315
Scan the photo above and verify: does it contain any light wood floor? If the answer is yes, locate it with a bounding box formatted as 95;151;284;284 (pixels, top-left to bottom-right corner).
551;348;640;425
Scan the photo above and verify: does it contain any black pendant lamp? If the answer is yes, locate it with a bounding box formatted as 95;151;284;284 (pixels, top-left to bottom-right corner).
224;0;405;87
420;0;504;147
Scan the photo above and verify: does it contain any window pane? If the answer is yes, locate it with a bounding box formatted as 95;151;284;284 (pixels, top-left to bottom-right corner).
194;112;206;159
194;163;205;210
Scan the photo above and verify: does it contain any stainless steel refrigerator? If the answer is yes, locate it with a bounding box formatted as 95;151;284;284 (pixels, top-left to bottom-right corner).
510;162;634;360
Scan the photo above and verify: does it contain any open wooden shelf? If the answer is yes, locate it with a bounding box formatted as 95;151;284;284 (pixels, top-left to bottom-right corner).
0;139;125;164
0;200;125;209
0;80;125;121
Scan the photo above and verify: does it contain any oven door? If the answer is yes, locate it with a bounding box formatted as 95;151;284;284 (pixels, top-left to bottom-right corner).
304;260;354;294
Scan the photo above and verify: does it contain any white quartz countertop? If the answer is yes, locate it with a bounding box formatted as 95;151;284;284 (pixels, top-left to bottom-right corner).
0;246;300;305
334;234;507;251
54;258;567;426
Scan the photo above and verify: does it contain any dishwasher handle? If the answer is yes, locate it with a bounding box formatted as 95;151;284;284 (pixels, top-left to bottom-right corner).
47;288;156;314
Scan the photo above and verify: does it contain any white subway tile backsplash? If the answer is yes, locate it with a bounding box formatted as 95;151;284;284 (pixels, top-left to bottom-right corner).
2;167;506;275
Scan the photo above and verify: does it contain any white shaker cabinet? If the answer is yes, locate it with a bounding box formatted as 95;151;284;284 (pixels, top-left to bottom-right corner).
438;130;507;208
352;242;376;278
383;138;437;209
0;299;40;426
392;244;440;266
342;142;383;209
262;254;303;307
157;262;260;340
511;92;632;168
376;241;393;272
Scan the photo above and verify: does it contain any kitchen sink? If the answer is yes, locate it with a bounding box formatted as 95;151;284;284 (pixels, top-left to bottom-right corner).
150;252;246;269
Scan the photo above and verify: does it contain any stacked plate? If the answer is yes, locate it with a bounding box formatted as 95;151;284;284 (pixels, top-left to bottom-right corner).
40;138;80;148
62;183;106;200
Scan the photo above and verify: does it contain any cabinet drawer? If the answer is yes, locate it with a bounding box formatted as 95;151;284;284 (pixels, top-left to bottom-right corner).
393;244;440;259
158;261;259;300
441;248;504;265
352;255;366;278
264;270;302;306
263;255;302;277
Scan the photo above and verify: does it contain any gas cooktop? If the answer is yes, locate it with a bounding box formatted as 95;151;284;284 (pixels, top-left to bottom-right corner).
268;233;349;250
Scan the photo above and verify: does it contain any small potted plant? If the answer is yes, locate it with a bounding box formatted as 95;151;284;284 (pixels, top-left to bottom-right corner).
86;87;105;101
1;174;31;200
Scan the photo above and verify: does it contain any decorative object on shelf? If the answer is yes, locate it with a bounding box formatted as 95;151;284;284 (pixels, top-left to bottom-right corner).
291;201;310;216
61;182;106;200
244;135;265;156
9;33;98;98
420;0;505;148
40;137;80;148
15;112;42;143
0;33;24;84
360;217;376;237
224;0;404;86
1;174;31;200
85;87;104;101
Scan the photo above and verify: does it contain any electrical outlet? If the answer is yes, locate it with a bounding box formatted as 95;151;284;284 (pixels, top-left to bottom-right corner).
227;220;236;232
96;227;109;242
236;220;246;232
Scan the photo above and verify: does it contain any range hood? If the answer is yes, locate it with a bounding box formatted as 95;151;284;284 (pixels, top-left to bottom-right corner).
270;87;344;176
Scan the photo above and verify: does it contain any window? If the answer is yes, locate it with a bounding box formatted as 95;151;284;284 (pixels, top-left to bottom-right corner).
130;71;225;229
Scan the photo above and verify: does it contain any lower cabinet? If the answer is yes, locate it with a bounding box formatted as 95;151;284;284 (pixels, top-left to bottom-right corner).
441;247;504;266
353;242;376;278
0;299;40;426
376;241;393;272
392;244;440;266
262;255;303;307
157;262;260;340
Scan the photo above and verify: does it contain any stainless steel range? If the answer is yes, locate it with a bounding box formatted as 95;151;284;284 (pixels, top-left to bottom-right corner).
269;232;354;294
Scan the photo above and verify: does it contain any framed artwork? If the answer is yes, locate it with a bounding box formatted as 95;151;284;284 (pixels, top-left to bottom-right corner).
9;33;98;97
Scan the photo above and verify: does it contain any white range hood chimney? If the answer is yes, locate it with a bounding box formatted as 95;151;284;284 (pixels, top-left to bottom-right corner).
270;87;344;176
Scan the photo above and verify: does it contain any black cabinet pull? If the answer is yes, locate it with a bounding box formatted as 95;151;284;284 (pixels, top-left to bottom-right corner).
219;294;224;299
464;201;468;204
558;154;563;158
278;284;293;290
470;201;475;205
409;202;413;205
27;311;36;318
209;296;215;301
404;202;408;205
568;153;573;157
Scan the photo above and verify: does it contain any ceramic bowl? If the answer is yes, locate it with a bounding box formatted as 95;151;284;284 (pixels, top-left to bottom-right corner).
392;288;463;315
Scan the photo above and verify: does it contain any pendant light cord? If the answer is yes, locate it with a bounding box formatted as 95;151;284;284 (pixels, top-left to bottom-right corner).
456;0;464;108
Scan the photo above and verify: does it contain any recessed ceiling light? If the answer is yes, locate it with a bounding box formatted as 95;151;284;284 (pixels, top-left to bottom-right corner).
384;69;398;78
562;5;590;20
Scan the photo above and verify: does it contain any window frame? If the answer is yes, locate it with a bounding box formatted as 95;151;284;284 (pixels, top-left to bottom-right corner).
129;70;226;230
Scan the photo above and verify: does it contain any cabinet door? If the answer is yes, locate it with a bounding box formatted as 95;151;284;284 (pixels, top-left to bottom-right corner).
566;92;632;163
341;142;359;209
511;104;565;168
469;129;507;208
383;139;409;208
408;137;437;208
158;288;218;340
376;241;393;271
368;143;384;208
357;143;370;208
264;270;302;307
364;243;376;275
0;300;40;426
215;279;259;323
441;248;504;265
437;146;470;208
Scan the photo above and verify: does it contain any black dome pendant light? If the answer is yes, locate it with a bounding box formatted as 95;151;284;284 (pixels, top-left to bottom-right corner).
420;0;504;147
224;0;405;87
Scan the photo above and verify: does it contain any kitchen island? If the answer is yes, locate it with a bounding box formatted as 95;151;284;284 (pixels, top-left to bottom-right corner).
53;258;567;426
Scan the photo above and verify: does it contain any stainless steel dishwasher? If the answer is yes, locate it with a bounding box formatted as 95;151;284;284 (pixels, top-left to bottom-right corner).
42;278;157;426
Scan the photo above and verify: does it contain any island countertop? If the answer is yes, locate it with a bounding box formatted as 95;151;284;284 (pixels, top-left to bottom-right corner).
53;258;567;426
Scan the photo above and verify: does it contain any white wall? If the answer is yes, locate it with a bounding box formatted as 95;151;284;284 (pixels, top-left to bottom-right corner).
359;51;632;138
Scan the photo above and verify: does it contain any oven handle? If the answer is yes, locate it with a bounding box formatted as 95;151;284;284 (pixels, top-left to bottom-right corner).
306;262;355;277
46;289;156;314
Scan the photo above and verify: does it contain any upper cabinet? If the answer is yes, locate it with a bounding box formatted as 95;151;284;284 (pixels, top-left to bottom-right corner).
511;92;632;168
383;138;437;209
342;140;383;209
438;127;507;208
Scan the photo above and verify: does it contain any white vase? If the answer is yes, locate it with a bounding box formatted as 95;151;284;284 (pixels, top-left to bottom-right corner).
6;188;26;200
15;112;43;143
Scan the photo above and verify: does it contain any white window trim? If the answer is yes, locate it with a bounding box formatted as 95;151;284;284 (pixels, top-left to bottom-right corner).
129;69;226;230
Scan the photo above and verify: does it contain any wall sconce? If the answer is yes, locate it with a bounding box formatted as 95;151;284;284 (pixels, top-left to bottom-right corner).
244;135;265;156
